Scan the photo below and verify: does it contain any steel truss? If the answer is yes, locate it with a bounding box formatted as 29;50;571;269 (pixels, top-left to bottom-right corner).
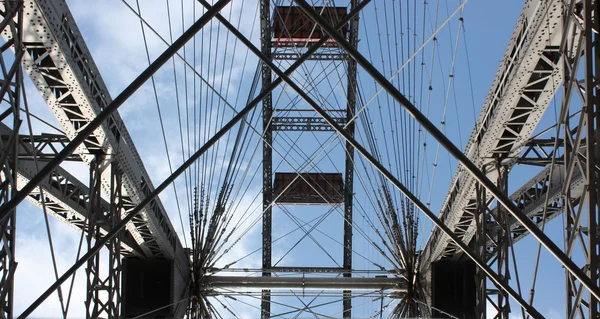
342;2;359;317
260;1;360;317
0;122;142;256
18;134;82;162
420;0;565;266
260;0;273;318
9;1;231;317
85;158;123;318
562;0;600;316
0;1;22;318
260;1;273;316
478;1;600;317
4;0;600;318
488;166;512;318
439;1;600;318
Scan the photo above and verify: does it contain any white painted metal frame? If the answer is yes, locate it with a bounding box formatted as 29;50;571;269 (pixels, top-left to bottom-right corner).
0;0;190;312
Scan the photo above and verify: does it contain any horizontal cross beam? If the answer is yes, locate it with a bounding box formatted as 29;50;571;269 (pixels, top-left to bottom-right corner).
203;276;406;292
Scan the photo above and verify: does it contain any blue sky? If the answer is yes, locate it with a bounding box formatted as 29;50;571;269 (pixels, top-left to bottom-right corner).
9;0;578;318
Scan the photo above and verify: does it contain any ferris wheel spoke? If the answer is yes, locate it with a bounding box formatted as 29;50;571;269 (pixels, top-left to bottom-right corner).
273;206;340;268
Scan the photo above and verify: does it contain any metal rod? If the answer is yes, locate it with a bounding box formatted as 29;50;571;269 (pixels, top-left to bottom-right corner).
0;0;233;222
583;0;599;316
343;0;360;316
292;0;600;303
212;1;542;316
18;2;355;314
204;276;406;291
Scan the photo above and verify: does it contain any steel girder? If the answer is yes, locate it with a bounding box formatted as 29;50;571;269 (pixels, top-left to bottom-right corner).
457;2;595;317
487;164;583;250
0;0;190;313
0;121;150;257
260;0;273;317
202;275;407;292
17;133;81;162
0;122;143;256
15;0;232;316
271;116;347;131
0;2;23;317
0;0;189;269
421;0;566;263
257;2;360;317
343;1;359;316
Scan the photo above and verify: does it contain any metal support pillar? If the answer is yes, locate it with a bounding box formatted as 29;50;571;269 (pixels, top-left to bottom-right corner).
342;1;359;318
584;2;600;316
474;179;487;319
0;2;22;318
0;129;16;319
0;99;16;319
565;1;600;317
493;165;510;318
563;63;585;319
85;158;122;319
260;0;273;317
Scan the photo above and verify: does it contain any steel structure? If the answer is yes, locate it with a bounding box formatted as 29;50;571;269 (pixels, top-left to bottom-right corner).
0;2;22;318
0;0;600;318
0;0;191;315
258;1;360;317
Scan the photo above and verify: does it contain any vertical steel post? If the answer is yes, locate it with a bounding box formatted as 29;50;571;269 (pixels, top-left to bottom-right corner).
260;0;273;317
563;1;600;317
0;2;22;317
0;126;17;319
563;72;584;319
85;158;122;318
107;162;122;317
342;1;359;317
494;165;510;318
85;158;102;318
583;0;599;316
474;181;487;319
